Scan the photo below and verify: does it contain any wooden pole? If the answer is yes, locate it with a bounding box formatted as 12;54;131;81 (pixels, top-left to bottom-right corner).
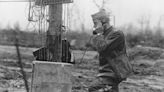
46;4;62;62
31;1;73;92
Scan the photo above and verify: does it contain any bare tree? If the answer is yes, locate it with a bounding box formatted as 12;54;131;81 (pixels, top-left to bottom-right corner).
92;0;109;10
92;0;101;9
138;16;145;31
137;15;151;31
145;15;151;30
157;15;164;30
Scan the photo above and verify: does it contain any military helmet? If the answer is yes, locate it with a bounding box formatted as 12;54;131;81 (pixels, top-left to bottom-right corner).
91;9;110;24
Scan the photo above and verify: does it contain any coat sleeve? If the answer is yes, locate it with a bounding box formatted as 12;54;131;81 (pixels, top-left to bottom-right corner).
92;31;124;52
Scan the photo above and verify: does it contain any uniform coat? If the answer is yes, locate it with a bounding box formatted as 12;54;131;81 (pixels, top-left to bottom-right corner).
92;27;132;85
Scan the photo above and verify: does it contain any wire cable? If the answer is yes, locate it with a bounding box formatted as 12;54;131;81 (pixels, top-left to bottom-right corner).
79;36;93;64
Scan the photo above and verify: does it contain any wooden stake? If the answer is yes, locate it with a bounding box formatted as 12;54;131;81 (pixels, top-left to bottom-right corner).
46;4;63;62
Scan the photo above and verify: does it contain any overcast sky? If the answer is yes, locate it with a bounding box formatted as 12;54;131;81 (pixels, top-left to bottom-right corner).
0;0;164;31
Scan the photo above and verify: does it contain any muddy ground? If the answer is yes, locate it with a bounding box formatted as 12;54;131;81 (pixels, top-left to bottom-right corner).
0;45;164;92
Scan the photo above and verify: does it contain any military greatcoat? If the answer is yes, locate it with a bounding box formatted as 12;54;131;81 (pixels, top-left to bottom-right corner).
91;26;132;85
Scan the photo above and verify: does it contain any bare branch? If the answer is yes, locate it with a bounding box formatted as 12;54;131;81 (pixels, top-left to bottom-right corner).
102;0;105;8
92;0;101;9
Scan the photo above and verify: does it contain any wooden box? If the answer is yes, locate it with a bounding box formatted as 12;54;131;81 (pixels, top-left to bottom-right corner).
31;61;73;92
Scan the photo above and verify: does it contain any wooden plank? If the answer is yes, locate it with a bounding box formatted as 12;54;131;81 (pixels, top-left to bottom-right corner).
35;0;73;5
31;61;73;92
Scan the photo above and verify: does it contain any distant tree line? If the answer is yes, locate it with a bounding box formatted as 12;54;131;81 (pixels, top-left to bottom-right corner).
0;28;46;48
0;24;164;50
0;27;91;49
124;26;164;48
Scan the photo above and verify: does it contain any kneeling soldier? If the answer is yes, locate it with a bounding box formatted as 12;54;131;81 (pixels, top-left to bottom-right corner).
88;9;132;92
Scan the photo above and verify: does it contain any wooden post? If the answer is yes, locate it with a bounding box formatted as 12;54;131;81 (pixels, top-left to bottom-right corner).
46;4;63;62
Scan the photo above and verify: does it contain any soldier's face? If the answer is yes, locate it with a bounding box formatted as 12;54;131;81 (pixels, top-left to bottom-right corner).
92;19;104;35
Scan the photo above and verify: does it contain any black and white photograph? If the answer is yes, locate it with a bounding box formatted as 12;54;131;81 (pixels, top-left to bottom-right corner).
0;0;164;92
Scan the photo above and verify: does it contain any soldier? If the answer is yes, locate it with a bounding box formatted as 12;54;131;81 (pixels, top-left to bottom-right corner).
88;9;132;92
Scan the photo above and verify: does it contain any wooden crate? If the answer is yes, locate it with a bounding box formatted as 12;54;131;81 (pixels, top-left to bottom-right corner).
31;61;73;92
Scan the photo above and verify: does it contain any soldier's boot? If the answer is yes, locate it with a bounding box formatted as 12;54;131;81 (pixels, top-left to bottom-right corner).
88;85;112;92
110;85;119;92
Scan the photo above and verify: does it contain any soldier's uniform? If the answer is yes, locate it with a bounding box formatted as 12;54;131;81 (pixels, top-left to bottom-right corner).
89;10;132;92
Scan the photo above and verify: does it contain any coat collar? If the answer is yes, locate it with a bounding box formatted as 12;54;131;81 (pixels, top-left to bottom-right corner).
103;26;114;37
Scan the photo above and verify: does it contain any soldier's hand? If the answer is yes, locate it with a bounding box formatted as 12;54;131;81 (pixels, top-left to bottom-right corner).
91;35;107;51
92;35;104;45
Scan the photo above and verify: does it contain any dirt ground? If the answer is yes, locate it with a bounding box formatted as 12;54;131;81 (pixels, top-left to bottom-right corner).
0;45;164;92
